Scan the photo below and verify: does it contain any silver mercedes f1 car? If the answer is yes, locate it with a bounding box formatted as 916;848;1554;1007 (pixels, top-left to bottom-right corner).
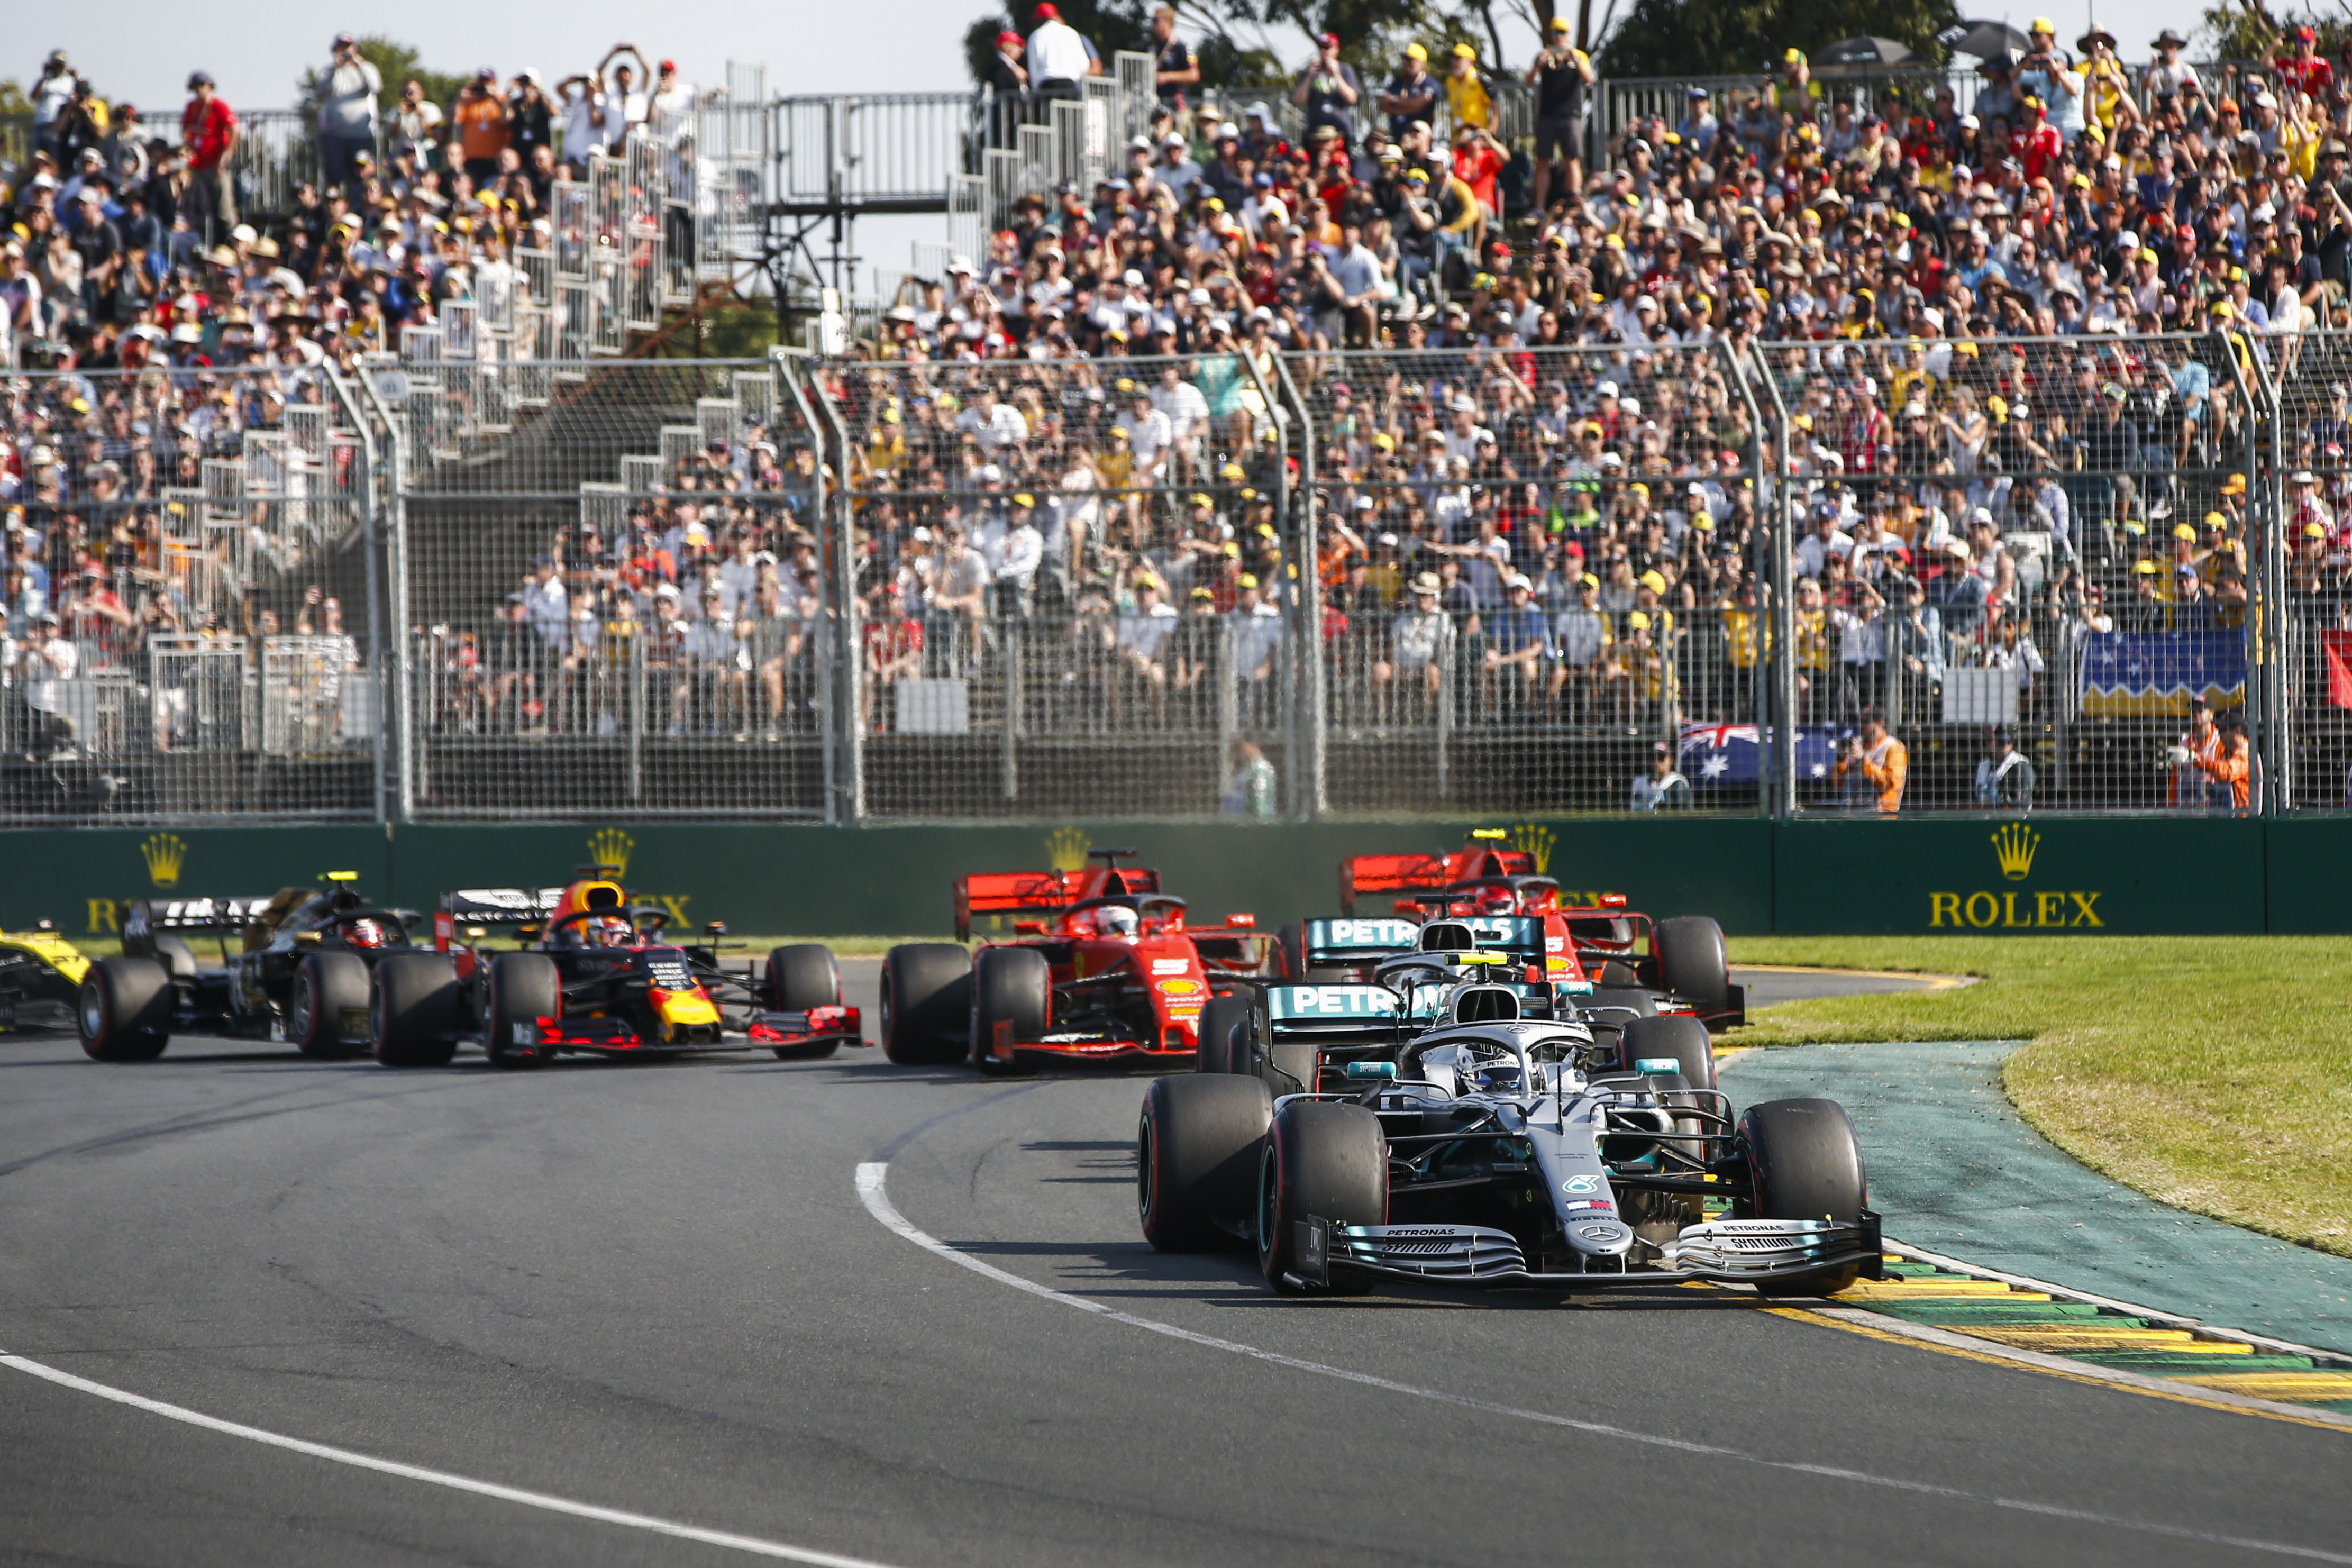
1137;953;1881;1298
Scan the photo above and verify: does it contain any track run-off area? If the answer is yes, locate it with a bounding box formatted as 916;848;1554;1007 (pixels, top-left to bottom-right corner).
2;964;2344;1567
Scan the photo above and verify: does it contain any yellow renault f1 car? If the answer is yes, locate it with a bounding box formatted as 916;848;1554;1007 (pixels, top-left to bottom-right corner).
0;923;91;1032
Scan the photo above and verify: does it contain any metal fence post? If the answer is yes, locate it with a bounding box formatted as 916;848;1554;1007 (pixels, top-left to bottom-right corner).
1743;342;1798;817
781;350;861;825
1268;355;1323;817
354;363;416;823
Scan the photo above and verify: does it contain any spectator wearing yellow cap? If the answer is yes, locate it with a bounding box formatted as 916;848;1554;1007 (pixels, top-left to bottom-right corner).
1527;17;1596;215
2017;17;2086;136
1379;42;1439;140
1444;41;1493;135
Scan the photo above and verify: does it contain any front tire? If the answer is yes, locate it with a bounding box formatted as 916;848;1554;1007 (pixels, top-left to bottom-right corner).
80;957;173;1062
486;951;561;1069
971;946;1049;1075
879;943;971;1065
1619;1013;1715;1090
1257;1100;1387;1294
1740;1097;1870;1298
372;953;463;1068
767;943;843;1060
291;951;370;1059
1138;1073;1272;1251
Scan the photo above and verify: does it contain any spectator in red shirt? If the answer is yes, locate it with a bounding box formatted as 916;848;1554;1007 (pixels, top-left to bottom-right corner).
179;70;239;248
2008;95;2060;184
1452;124;1506;222
2275;25;2334;99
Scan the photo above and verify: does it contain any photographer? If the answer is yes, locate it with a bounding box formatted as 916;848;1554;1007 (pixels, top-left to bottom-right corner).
1527;18;1595;217
1292;32;1362;147
317;34;382;189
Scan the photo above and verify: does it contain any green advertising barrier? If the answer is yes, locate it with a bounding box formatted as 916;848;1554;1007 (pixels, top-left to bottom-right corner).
10;817;1772;941
1773;815;2268;934
3;813;2314;942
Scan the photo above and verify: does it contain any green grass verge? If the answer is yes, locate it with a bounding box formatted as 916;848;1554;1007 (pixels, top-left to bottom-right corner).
1721;936;2352;1260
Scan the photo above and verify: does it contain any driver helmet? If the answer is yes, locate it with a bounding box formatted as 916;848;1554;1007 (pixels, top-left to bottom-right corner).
1470;1057;1526;1095
1095;904;1140;940
1474;885;1516;915
344;917;384;949
590;916;634;948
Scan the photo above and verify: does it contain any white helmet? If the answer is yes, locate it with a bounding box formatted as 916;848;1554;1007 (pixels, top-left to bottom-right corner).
1095;904;1139;939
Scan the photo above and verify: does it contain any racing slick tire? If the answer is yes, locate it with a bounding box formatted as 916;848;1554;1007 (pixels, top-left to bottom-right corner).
1738;1098;1871;1298
291;950;371;1059
1599;960;1643;988
1138;1072;1273;1251
1619;1013;1716;1091
1263;1037;1319;1096
1652;916;1731;1020
1195;993;1253;1074
971;945;1049;1076
766;944;843;1060
1586;986;1656;1023
485;951;562;1069
1257;1100;1386;1294
371;953;463;1069
79;956;173;1062
880;944;972;1066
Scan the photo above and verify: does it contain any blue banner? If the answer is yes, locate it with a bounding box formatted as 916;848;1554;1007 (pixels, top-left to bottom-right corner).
2078;631;2247;718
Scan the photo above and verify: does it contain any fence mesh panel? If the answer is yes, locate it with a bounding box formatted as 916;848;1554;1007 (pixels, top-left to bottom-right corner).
1;367;383;823
2266;331;2352;813
797;351;1300;820
1752;332;2268;815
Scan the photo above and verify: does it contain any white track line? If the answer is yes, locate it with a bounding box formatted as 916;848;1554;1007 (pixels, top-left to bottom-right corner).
856;1161;2352;1565
0;1352;905;1568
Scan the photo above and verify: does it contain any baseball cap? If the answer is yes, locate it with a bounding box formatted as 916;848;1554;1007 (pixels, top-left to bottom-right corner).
1453;42;1476;57
1404;42;1428;60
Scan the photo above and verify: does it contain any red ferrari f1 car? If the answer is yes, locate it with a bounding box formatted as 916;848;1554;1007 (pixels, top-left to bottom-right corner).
1324;831;1743;1029
881;850;1271;1073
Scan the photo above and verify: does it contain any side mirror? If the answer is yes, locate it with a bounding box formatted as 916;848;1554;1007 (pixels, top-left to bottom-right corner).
704;920;728;936
1226;912;1256;928
465;927;487;940
1014;920;1048;935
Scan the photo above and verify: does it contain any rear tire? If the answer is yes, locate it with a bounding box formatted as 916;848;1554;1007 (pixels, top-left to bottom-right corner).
1195;993;1252;1074
1257;1101;1386;1294
79;957;172;1062
971;946;1049;1075
1586;986;1655;1020
371;953;462;1068
879;943;971;1065
1619;1014;1715;1090
486;951;561;1069
291;951;370;1059
1653;916;1731;1019
767;944;843;1060
1264;1036;1318;1096
1740;1097;1870;1298
1138;1073;1273;1251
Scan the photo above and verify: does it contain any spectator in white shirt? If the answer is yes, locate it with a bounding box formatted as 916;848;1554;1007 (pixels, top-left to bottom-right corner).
1793;498;1855;579
956;384;1028;453
1026;4;1101;100
1124;389;1175;483
1152;362;1209;477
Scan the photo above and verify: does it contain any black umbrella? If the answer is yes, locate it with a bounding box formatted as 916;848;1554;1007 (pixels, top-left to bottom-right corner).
1939;19;2034;59
1818;35;1919;67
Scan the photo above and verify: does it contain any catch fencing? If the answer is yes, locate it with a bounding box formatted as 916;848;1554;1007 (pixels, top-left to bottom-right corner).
3;334;2337;825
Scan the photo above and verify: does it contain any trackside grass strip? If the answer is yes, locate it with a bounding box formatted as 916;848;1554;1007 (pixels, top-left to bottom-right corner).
1721;937;2352;1260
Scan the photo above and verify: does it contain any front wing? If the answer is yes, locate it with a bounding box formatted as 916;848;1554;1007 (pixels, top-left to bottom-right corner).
1281;1213;1885;1292
515;1004;862;1054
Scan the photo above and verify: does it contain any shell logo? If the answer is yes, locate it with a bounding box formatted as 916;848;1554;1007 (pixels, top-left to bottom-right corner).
1157;978;1202;996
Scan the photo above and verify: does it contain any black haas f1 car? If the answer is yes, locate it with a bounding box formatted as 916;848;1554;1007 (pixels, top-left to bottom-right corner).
0;922;93;1032
82;874;417;1061
880;849;1270;1073
1327;829;1744;1030
1139;951;1882;1299
381;868;862;1069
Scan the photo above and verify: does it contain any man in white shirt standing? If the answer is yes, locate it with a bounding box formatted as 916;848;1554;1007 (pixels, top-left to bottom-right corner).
956;384;1028;454
1026;4;1101;102
317;35;383;191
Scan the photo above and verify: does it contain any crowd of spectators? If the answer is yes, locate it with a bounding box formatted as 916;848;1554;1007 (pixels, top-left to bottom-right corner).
2;39;703;373
7;22;2352;807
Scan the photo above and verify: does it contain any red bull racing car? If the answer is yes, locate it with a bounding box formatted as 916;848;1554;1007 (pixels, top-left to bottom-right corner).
369;867;861;1068
1326;832;1743;1029
880;850;1271;1073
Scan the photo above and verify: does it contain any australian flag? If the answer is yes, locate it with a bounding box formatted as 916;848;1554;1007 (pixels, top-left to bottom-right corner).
1680;722;1853;786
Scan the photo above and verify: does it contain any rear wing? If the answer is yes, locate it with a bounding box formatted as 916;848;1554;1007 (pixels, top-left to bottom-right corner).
954;865;1162;940
1300;916;1421;968
438;888;567;923
122;897;275;933
1338;837;1534;913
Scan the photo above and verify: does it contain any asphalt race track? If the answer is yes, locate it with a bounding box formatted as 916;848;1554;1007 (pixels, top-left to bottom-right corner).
2;964;2345;1567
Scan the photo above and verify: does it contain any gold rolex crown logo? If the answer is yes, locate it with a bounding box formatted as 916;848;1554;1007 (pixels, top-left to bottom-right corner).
141;833;188;889
587;828;635;880
1044;826;1089;873
1990;823;2040;882
1510;824;1556;876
